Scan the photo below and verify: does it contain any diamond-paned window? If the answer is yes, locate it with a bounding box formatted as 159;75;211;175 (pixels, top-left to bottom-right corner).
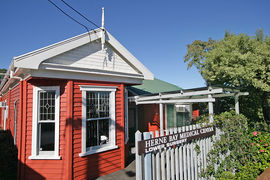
86;91;110;148
39;91;55;121
38;91;56;152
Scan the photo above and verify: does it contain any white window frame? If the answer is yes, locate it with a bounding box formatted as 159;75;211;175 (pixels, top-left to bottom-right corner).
29;86;61;160
4;100;8;130
79;85;118;157
165;104;192;129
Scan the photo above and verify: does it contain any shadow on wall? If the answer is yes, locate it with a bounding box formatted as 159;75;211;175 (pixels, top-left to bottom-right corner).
0;130;45;180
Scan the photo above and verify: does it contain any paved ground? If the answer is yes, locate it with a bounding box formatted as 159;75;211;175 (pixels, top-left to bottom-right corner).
257;167;270;180
96;160;136;180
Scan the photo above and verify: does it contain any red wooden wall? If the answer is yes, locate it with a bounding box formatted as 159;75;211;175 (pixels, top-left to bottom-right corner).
23;79;68;179
10;78;127;180
0;83;20;143
72;80;125;179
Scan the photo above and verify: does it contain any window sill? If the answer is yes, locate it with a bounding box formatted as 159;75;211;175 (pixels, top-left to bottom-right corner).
79;145;119;157
28;155;61;160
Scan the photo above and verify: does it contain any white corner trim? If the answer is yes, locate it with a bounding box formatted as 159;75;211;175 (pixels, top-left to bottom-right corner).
31;86;60;159
79;145;119;157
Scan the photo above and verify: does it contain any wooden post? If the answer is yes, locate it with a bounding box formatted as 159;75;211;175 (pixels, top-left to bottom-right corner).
160;129;166;180
144;132;152;180
159;103;163;130
235;93;240;114
135;130;142;180
208;94;214;123
155;130;161;180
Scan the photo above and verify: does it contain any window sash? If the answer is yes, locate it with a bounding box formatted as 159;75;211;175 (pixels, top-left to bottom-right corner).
86;118;110;149
86;91;110;149
30;86;60;159
80;85;117;156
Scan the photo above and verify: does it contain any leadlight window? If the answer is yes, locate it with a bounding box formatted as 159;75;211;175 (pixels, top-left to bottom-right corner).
30;86;60;160
86;92;110;148
80;85;117;156
38;91;56;152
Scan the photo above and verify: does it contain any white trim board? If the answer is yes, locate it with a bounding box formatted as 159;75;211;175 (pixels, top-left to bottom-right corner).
29;69;143;84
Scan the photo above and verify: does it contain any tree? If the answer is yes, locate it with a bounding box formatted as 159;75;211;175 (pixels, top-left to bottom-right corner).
0;69;7;82
184;30;270;125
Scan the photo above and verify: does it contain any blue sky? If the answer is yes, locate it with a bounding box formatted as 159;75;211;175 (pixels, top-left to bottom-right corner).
1;0;270;88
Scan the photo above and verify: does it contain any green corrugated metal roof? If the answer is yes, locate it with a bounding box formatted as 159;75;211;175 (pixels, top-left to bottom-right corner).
129;78;182;95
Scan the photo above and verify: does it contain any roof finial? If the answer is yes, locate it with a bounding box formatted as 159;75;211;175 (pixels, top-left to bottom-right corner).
102;7;105;30
101;7;105;51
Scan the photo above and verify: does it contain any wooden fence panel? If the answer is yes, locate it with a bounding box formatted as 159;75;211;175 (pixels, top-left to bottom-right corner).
136;124;217;180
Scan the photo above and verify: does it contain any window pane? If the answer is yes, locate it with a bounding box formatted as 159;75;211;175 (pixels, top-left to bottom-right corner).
86;120;98;147
39;91;55;121
86;91;110;119
39;123;55;151
86;92;98;119
166;104;175;128
99;119;109;145
176;112;184;127
99;92;110;118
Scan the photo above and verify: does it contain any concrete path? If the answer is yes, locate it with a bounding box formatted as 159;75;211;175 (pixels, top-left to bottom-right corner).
96;160;136;180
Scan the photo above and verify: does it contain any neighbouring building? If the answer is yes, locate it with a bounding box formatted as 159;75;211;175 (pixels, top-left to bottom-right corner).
128;78;199;136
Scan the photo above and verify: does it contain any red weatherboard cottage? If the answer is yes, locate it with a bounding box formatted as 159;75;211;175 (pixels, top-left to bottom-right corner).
0;27;153;179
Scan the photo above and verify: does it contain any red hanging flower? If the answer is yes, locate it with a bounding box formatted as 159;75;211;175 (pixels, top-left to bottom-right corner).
260;149;265;152
250;143;254;146
265;144;268;147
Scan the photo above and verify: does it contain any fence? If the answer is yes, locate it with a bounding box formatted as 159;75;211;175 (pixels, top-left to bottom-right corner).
135;124;221;180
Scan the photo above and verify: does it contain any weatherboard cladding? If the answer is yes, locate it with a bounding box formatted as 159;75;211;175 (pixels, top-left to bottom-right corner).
24;79;67;179
42;42;140;76
16;78;125;179
72;80;125;179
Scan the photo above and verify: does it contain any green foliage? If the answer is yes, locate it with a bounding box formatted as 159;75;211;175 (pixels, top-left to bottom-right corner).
202;111;270;179
184;30;270;124
0;68;7;81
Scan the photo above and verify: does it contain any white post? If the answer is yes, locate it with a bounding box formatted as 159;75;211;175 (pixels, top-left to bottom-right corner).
235;93;240;114
208;94;214;123
144;132;152;180
159;103;164;130
124;88;129;144
135;131;143;180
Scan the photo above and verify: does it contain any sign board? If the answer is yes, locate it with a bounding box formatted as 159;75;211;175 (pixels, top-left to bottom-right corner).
138;126;215;155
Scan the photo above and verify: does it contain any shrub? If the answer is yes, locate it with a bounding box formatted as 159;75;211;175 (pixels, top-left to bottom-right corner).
202;111;270;179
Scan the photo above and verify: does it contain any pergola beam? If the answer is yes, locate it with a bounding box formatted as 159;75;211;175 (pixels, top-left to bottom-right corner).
135;87;224;102
136;98;215;105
